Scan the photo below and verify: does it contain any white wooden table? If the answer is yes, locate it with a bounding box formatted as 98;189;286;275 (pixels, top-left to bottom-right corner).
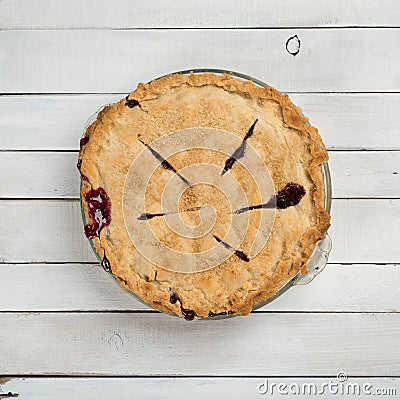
1;1;400;398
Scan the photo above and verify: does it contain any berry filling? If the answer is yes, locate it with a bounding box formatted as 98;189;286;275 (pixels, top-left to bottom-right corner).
208;311;235;317
169;292;179;304
169;292;196;320
181;308;196;321
77;159;89;182
235;182;306;214
84;187;112;239
125;95;140;108
80;136;89;149
274;182;306;209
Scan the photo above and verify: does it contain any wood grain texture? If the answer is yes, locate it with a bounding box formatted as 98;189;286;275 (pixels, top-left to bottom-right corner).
0;199;399;264
329;199;400;263
1;0;399;29
1;94;399;151
0;312;399;376
0;201;96;263
1;30;399;93
0;0;399;388
0;152;80;199
1;377;399;399
0;151;399;199
0;263;399;312
330;151;400;198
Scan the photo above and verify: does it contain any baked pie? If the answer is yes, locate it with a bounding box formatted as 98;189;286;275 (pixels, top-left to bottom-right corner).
78;72;330;320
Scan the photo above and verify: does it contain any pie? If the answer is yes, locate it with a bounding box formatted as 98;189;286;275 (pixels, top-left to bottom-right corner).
78;72;330;320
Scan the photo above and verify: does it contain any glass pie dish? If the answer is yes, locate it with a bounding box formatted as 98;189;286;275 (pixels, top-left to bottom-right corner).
80;69;332;319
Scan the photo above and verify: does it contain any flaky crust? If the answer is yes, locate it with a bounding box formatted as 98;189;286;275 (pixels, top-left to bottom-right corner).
78;73;330;319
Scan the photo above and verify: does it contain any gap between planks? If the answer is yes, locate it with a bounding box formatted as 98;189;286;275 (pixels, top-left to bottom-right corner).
1;26;400;32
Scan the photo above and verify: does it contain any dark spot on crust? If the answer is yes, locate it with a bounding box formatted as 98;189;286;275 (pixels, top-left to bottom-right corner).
169;292;196;320
119;277;128;285
169;292;179;304
208;311;227;317
221;119;258;175
213;235;250;262
80;136;89;149
234;250;250;262
77;158;89;182
125;95;140;108
181;308;196;321
138;138;191;186
208;310;235;317
138;212;164;220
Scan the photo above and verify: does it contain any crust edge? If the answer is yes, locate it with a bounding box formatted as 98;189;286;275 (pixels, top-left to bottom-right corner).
79;72;331;319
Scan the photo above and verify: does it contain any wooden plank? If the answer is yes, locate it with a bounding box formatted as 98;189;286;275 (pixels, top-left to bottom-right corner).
329;151;400;198
0;201;96;263
1;30;399;93
0;152;80;199
1;0;399;29
329;199;400;263
0;312;399;375
1;377;399;399
0;199;399;264
1;94;399;151
0;263;399;312
0;95;121;151
0;151;399;199
291;94;400;150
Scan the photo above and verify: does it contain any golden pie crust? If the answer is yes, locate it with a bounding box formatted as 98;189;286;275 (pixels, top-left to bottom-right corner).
78;73;330;319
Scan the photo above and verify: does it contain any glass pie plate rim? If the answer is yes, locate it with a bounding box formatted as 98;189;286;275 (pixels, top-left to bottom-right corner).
80;68;332;320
